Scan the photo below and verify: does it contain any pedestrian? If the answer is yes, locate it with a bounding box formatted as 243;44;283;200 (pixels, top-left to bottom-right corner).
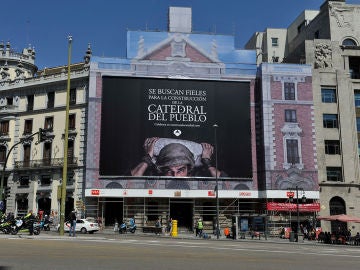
155;217;162;235
303;226;308;240
25;210;36;235
197;218;203;237
231;223;236;240
167;217;173;234
68;209;77;237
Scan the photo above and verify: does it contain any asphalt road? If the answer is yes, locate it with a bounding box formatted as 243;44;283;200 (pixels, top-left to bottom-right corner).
0;233;359;270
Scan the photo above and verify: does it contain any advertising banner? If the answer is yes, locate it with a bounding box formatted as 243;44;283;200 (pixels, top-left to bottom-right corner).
266;202;321;212
99;76;252;189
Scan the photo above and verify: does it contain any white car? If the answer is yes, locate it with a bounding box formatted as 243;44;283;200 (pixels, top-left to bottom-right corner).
57;218;100;234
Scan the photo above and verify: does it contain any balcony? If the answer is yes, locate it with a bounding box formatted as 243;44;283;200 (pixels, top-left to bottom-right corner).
14;157;78;170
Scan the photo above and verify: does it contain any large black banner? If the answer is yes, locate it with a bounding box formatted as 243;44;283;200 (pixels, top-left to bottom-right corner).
100;76;252;179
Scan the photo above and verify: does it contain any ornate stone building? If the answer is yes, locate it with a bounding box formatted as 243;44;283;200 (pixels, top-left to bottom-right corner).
246;0;360;232
0;41;91;220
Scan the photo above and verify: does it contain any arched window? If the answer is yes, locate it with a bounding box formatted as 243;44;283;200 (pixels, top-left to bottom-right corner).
329;196;347;233
342;38;357;46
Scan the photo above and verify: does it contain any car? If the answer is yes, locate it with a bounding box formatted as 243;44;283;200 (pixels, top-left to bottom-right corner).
57;218;100;234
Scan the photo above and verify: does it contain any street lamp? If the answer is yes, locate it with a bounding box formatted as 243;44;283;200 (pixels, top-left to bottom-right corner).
213;124;220;240
289;185;306;241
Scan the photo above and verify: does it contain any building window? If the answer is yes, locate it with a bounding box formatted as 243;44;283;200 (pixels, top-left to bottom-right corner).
47;92;55;108
44;117;54;130
68;140;75;164
69;114;76;130
355;91;360;107
40;175;51;186
271;37;278;47
285;110;297;123
321;88;337;103
342;38;357;47
43;142;52;166
284;82;296;100
325;140;341;155
27;95;34;111
286;139;299;164
6;97;13;106
349;56;360;79
323;114;338;128
0;121;9;136
357;118;360;132
0;145;6;163
23;145;31;167
326;167;343;182
24;119;33;135
70;88;76;105
19;176;30;187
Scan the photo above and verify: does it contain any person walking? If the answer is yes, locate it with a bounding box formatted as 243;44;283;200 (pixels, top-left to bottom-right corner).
197;218;204;238
69;210;77;237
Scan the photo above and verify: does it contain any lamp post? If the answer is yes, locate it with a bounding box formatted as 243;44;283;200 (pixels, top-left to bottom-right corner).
213;124;219;240
59;35;72;236
289;185;306;241
296;186;300;237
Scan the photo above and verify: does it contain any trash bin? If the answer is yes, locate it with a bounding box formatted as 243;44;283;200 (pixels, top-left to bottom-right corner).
289;231;295;242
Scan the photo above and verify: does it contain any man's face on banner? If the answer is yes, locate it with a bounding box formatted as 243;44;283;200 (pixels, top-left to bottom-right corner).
162;165;189;177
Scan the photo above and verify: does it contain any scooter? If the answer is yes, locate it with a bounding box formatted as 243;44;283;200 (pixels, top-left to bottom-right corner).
39;216;52;231
119;218;136;234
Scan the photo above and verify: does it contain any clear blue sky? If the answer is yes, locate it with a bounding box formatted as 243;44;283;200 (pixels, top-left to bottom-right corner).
2;0;360;69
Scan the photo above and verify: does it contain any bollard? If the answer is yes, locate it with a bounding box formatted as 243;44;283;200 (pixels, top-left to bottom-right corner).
171;219;178;237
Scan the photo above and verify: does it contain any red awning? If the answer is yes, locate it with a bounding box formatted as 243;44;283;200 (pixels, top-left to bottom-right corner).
317;214;360;223
266;202;320;212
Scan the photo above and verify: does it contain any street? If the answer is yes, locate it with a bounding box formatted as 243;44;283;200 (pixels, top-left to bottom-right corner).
0;232;360;269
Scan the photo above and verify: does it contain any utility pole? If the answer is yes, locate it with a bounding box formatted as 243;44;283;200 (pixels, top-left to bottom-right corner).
59;36;72;235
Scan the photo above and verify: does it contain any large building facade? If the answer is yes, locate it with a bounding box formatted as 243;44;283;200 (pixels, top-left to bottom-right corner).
0;41;90;220
3;1;356;236
246;0;360;232
83;7;319;234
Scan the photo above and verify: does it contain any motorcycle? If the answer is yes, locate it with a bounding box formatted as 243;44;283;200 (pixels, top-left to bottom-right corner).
0;213;15;234
11;216;41;235
119;218;136;234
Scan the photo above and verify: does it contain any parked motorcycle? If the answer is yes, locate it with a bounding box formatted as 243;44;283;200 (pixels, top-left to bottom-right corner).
11;215;40;235
0;213;15;234
119;218;136;234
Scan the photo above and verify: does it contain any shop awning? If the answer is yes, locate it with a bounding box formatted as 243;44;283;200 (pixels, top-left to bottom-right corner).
317;214;360;223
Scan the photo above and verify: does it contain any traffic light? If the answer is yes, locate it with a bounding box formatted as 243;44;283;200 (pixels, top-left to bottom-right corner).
38;128;48;142
4;186;10;198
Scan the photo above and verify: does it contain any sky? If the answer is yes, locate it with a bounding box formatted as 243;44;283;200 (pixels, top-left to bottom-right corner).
2;0;360;70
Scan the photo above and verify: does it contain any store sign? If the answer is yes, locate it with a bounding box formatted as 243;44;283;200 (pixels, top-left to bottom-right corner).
286;191;295;198
266;202;320;212
91;189;100;196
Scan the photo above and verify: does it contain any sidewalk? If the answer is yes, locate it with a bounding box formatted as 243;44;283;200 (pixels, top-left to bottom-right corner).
0;227;324;246
99;227;321;245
